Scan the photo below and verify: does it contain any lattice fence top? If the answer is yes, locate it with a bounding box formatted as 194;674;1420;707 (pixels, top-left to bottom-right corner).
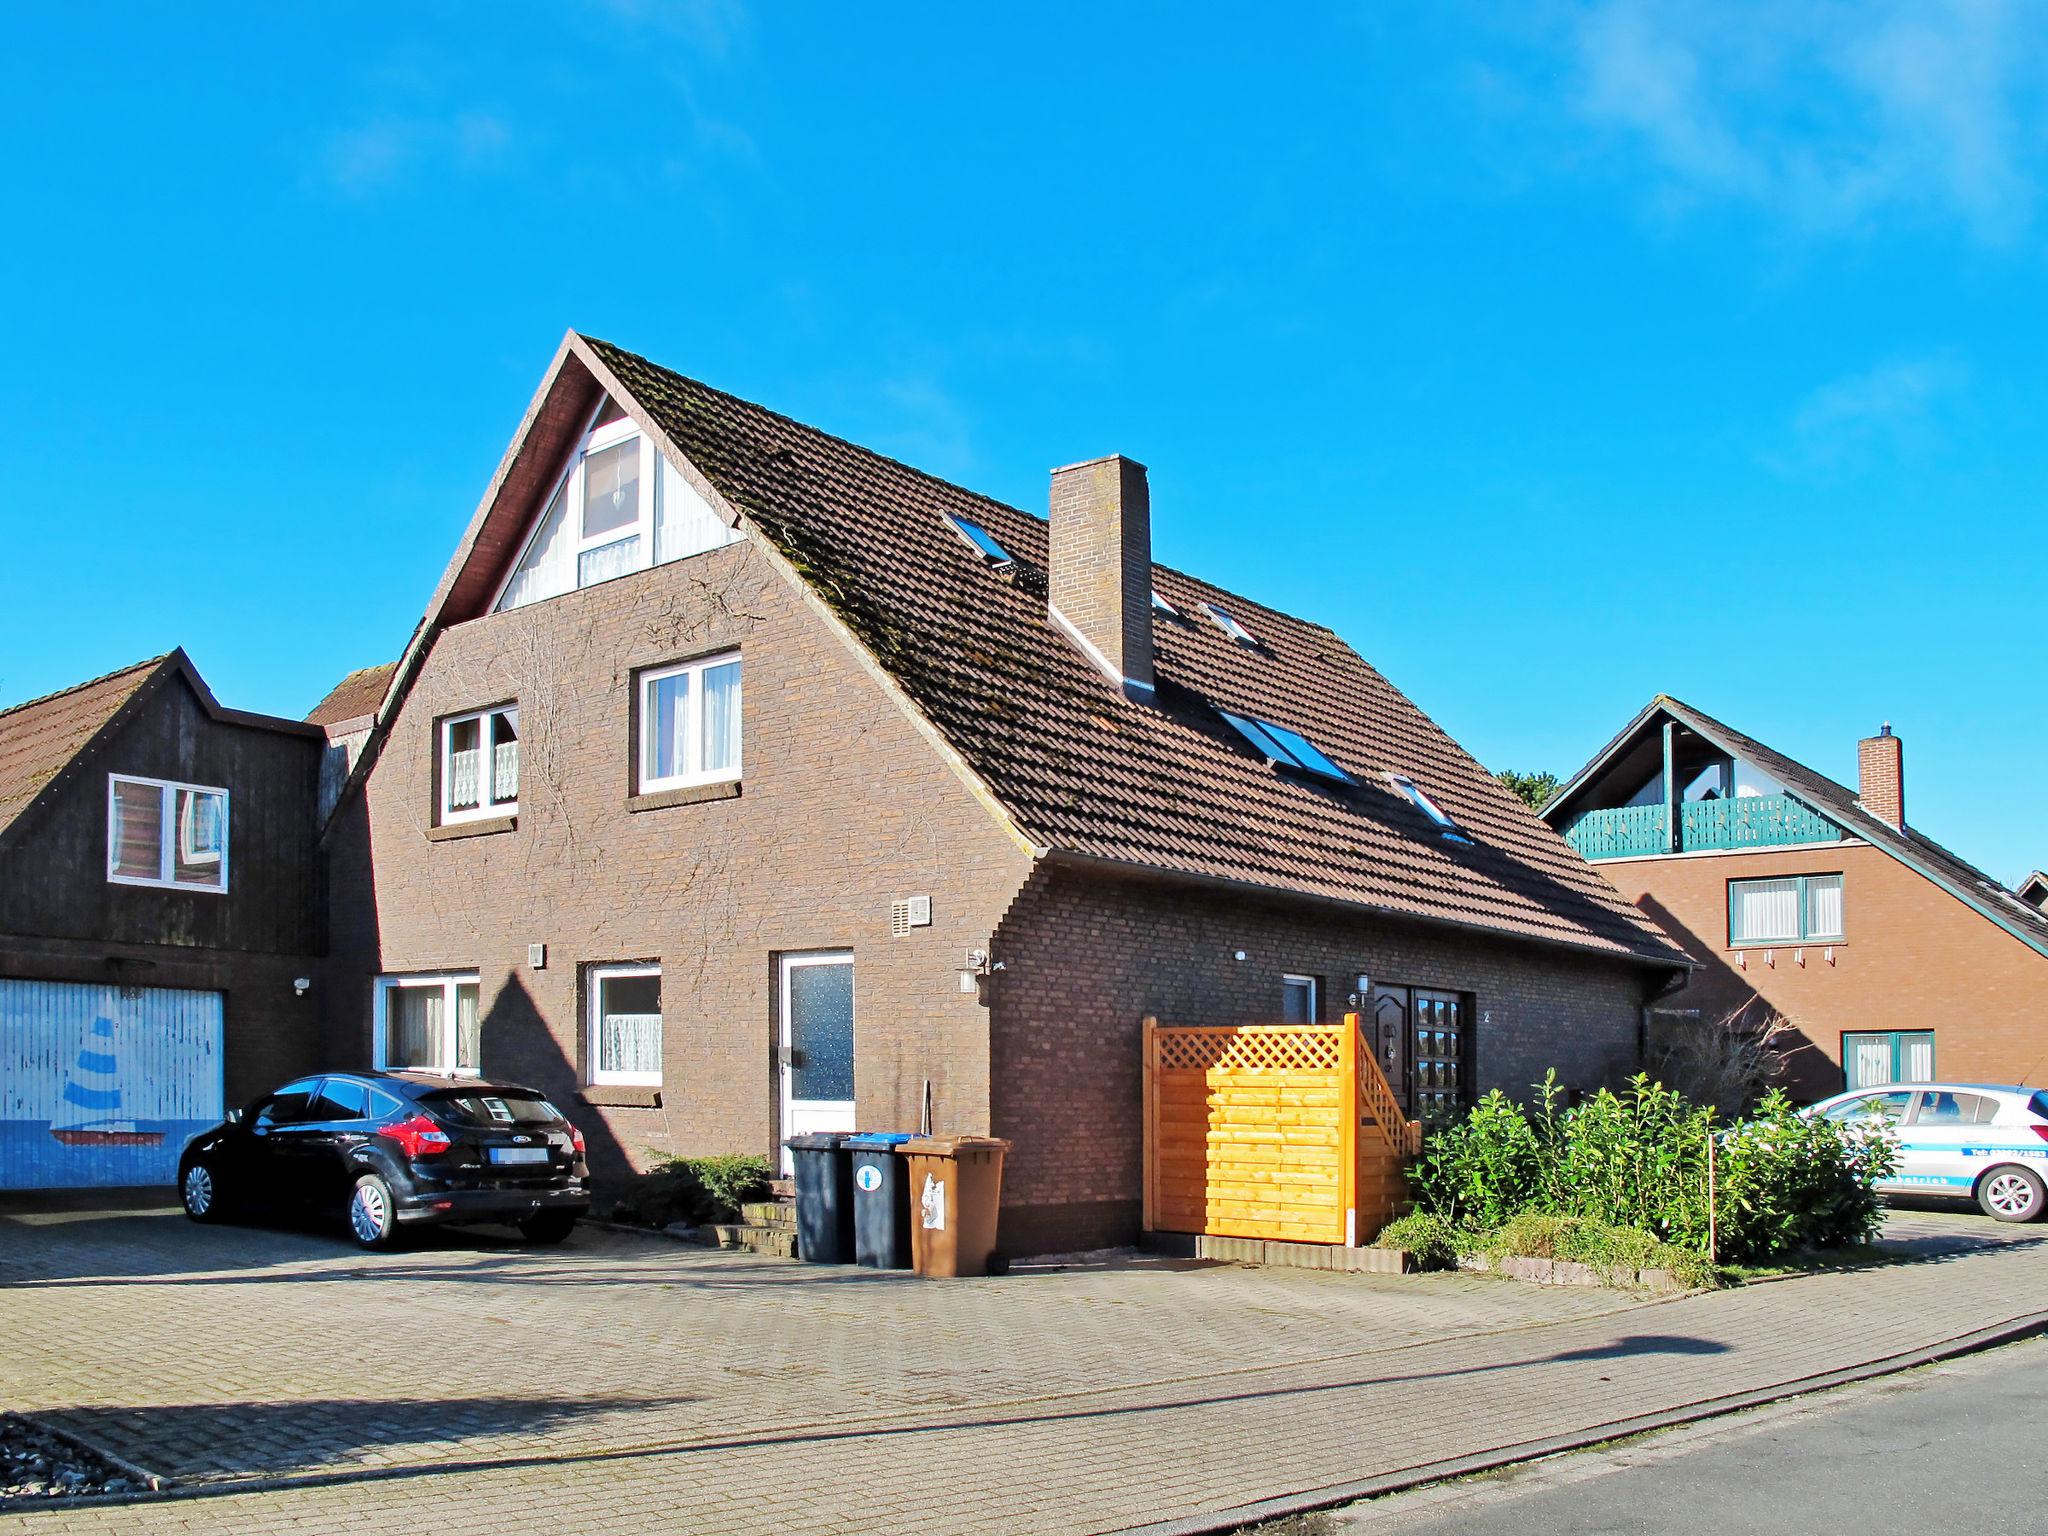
1153;1025;1341;1074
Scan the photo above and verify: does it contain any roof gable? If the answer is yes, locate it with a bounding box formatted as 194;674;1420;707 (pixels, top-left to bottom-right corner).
1547;697;2048;960
377;331;1684;967
0;656;169;843
307;662;398;729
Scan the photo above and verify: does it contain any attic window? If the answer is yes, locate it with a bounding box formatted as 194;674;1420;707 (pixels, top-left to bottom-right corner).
1201;602;1255;645
1151;590;1176;614
948;515;1012;566
1220;710;1353;784
1392;774;1472;844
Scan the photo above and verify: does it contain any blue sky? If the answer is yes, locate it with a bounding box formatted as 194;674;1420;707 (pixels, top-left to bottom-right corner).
2;3;2041;882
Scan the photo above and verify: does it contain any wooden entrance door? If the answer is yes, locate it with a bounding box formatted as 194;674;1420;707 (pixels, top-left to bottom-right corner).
1369;987;1412;1116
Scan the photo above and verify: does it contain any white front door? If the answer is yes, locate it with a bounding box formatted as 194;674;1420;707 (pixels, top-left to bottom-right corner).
779;951;855;1172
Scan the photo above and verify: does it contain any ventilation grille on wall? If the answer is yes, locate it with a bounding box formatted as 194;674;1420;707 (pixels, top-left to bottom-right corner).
890;895;933;936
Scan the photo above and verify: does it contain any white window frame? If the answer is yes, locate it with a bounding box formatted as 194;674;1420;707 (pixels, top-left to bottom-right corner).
1200;601;1256;645
588;962;664;1087
1282;974;1318;1024
1729;873;1845;947
1391;773;1473;845
106;773;230;893
372;973;482;1077
637;652;743;792
439;706;519;825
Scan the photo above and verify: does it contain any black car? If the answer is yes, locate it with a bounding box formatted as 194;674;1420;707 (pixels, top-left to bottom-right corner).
178;1072;590;1249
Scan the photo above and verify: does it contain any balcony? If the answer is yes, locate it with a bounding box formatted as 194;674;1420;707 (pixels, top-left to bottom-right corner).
1562;793;1845;861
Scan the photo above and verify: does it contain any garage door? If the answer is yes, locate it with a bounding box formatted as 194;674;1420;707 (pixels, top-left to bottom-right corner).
0;980;224;1190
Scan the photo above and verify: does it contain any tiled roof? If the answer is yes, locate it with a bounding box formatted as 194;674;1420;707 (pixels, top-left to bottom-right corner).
1556;696;2048;960
0;656;166;842
575;336;1681;967
306;662;397;728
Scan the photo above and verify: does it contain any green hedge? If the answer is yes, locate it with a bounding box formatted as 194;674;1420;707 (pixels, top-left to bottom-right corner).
609;1154;774;1228
1407;1074;1895;1265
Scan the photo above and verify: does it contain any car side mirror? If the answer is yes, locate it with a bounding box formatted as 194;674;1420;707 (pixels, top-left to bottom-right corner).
225;1107;244;1125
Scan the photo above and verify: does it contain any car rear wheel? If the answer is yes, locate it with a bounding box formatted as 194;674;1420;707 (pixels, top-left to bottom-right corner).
1977;1166;2046;1223
181;1162;225;1223
519;1211;578;1245
348;1173;402;1249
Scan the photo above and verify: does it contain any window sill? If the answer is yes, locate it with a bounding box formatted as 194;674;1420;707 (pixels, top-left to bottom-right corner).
579;1085;663;1109
428;815;517;842
628;780;742;813
1727;938;1847;951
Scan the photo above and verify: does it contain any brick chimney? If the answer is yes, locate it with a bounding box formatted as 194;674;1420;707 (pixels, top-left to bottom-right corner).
1048;454;1154;695
1858;723;1905;829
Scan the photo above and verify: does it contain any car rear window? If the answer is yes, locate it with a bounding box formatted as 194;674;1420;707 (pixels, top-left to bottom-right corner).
421;1090;563;1127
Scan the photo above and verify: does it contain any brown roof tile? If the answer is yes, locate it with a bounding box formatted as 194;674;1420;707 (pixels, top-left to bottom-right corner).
577;336;1681;967
0;656;167;841
306;662;397;728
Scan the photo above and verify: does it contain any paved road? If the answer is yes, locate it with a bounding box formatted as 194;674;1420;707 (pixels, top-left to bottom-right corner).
0;1196;2042;1534
1325;1335;2047;1534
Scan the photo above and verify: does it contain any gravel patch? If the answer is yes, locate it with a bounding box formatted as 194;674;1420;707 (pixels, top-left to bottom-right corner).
0;1414;147;1504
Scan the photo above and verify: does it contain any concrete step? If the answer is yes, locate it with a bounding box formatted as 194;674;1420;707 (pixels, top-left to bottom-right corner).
739;1199;797;1229
767;1177;795;1200
708;1222;799;1259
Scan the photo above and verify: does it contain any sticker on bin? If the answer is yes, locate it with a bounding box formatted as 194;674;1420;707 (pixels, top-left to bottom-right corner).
920;1173;946;1230
856;1164;883;1193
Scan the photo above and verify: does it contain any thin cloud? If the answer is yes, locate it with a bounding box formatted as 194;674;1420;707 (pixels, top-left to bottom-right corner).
317;110;514;198
1773;354;1968;475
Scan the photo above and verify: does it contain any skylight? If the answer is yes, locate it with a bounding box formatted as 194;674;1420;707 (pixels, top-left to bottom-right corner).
949;515;1012;566
1201;602;1255;645
1220;710;1353;784
1392;775;1472;844
1151;589;1176;614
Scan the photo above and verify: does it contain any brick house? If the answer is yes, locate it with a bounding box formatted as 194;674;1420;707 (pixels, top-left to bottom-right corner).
0;652;324;1188
2019;871;2048;912
320;331;1686;1252
1544;697;2048;1100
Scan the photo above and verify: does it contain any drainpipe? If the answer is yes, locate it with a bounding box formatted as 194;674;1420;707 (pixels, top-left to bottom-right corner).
1662;720;1679;854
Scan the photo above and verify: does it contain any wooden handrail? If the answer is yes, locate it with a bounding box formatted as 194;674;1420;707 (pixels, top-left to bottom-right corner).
1345;1012;1415;1156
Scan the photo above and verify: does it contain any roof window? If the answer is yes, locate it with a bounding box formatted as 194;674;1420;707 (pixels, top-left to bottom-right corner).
1220;710;1353;784
1201;602;1256;645
1392;774;1472;844
1151;589;1176;614
948;515;1012;566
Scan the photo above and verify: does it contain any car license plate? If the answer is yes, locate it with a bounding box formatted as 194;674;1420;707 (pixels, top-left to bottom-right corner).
490;1146;550;1165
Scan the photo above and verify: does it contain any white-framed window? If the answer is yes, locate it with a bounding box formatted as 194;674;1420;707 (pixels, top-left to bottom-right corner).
1391;773;1472;845
373;974;482;1076
494;395;741;612
637;652;742;792
1729;873;1844;946
589;964;662;1085
1281;974;1318;1024
440;706;519;824
106;774;230;892
1200;602;1256;645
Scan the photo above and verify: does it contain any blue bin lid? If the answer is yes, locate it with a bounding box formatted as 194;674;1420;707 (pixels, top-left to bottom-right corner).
843;1132;916;1149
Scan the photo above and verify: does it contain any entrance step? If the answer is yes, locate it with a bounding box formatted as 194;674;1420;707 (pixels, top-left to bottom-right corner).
739;1199;797;1230
706;1222;799;1259
767;1177;795;1200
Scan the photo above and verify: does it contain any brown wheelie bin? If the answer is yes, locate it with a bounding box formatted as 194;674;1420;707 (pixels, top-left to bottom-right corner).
903;1135;1010;1277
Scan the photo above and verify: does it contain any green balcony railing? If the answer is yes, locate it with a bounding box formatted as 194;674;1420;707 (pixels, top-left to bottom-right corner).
1563;793;1844;861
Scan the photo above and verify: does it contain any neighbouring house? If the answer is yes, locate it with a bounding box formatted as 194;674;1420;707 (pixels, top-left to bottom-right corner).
308;662;398;821
1543;698;2048;1099
2019;871;2048;912
319;330;1687;1253
0;651;325;1189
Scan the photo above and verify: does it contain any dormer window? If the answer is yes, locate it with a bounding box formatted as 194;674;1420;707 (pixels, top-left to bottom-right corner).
1220;710;1353;784
1392;774;1471;844
948;515;1012;566
495;395;740;612
1201;602;1256;645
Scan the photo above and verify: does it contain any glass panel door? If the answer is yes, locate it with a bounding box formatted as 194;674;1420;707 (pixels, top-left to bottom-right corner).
780;952;855;1171
1411;989;1466;1125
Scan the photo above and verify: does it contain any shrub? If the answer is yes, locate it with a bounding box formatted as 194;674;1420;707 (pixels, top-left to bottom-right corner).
1372;1210;1461;1270
609;1154;773;1228
1473;1213;1716;1291
1408;1073;1894;1266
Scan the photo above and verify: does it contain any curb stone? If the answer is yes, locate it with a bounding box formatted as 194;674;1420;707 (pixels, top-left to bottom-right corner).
1103;1310;2048;1536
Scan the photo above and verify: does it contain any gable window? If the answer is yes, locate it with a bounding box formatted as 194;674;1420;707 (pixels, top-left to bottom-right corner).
1729;873;1843;946
1281;974;1318;1024
589;964;662;1086
495;395;741;612
440;707;518;824
638;653;742;791
947;515;1012;566
374;974;481;1076
1391;774;1472;844
1201;602;1256;645
1219;710;1353;784
107;775;229;892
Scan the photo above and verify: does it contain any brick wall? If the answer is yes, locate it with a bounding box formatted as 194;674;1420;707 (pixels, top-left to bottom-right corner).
1596;842;2048;1097
322;540;1034;1184
1048;455;1153;687
985;866;1656;1253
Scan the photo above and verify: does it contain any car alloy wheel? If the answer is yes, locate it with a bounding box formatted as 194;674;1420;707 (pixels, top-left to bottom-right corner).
349;1176;397;1248
1979;1168;2044;1223
181;1164;217;1221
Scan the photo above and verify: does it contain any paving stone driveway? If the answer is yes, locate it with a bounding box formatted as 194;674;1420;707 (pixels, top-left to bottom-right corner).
0;1196;2042;1535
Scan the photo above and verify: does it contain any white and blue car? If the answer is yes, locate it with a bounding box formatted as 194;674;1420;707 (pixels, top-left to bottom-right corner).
1808;1083;2048;1223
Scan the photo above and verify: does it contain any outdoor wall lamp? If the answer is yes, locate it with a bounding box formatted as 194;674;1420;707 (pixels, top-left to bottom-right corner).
293;977;312;997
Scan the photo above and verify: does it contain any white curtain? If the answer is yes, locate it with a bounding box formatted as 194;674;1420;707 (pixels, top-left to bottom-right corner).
456;983;480;1072
577;535;641;589
498;483;574;611
1848;1035;1894;1088
1731;878;1800;944
1901;1034;1934;1082
702;661;741;773
657;454;740;564
1805;874;1844;939
389;987;441;1069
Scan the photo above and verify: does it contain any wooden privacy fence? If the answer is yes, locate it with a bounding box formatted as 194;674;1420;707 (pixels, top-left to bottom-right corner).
1142;1013;1417;1247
